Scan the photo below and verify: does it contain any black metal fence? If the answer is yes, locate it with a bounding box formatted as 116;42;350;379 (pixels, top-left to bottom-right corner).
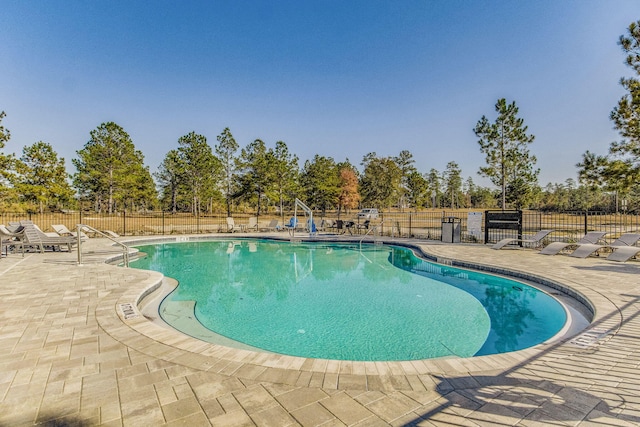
2;210;639;244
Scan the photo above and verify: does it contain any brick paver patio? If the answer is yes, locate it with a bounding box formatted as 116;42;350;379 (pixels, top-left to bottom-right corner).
0;235;639;426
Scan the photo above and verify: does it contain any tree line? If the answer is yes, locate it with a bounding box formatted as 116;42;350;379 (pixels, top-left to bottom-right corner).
1;20;639;215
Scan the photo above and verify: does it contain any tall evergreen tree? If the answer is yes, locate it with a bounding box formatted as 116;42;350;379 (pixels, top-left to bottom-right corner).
359;152;401;209
0;111;15;206
14;141;74;213
443;161;463;208
215;127;239;217
73;122;156;213
270;141;299;220
300;155;340;213
237;139;274;216
155;149;184;213
474;98;538;210
393;150;416;210
577;21;640;211
425;168;442;208
405;170;428;209
611;19;640;179
176;131;220;216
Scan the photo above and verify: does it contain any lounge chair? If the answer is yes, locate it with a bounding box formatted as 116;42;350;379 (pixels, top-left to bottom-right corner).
18;220;59;237
539;231;607;256
570;233;640;259
491;230;554;250
102;230;120;238
262;219;280;232
319;219;333;232
344;221;356;235
607;245;640;262
0;225;25;257
355;220;371;233
52;224;89;240
246;217;259;232
21;224;77;253
226;217;243;233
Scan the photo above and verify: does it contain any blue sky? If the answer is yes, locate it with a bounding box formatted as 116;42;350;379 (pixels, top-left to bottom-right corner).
2;1;640;188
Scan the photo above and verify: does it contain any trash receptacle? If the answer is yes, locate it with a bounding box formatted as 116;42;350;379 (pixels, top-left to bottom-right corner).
441;217;461;243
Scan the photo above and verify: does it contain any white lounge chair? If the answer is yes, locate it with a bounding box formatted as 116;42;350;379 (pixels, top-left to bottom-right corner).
0;225;25;257
262;219;280;232
570;233;640;259
246;217;259;232
492;230;554;250
226;217;243;233
539;231;607;256
52;224;89;240
607;245;640;262
107;230;121;238
21;223;77;253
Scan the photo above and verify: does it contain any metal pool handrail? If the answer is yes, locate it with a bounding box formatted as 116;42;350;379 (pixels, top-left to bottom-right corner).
359;220;385;250
76;224;131;267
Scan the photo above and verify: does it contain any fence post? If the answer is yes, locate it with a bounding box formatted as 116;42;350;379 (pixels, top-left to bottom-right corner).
162;211;165;235
584;211;588;234
123;211;127;236
409;212;412;237
484;210;488;243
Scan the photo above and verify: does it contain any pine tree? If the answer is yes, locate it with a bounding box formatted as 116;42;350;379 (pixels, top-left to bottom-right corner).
73;122;156;213
474;99;538;210
14;141;74;213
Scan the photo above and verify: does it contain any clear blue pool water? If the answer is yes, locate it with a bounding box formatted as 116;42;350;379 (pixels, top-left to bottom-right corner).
131;239;567;361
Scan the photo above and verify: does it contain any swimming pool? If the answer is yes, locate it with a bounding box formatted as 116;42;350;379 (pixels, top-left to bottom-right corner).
131;239;568;361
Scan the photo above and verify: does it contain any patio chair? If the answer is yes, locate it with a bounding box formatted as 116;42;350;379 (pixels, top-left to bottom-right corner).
539;231;607;256
284;217;299;235
344;221;356;235
226;217;243;233
355;220;371;233
21;223;77;253
52;224;89;241
102;230;120;238
319;219;333;232
19;220;59;237
607;245;640;262
246;217;259;232
0;224;25;257
491;230;554;250
569;233;640;259
262;219;280;232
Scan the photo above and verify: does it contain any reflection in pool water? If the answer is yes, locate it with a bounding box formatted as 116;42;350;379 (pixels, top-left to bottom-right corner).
132;240;567;361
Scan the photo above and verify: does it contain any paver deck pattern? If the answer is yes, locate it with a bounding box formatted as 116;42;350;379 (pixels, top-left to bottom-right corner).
0;234;639;426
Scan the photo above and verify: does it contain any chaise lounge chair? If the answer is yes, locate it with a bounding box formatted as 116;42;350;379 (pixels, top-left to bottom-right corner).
569;233;640;259
539;231;607;256
263;219;280;232
356;220;371;233
226;217;243;233
246;217;259;232
52;224;89;240
607;245;640;262
0;225;25;257
21;223;77;253
492;230;554;250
